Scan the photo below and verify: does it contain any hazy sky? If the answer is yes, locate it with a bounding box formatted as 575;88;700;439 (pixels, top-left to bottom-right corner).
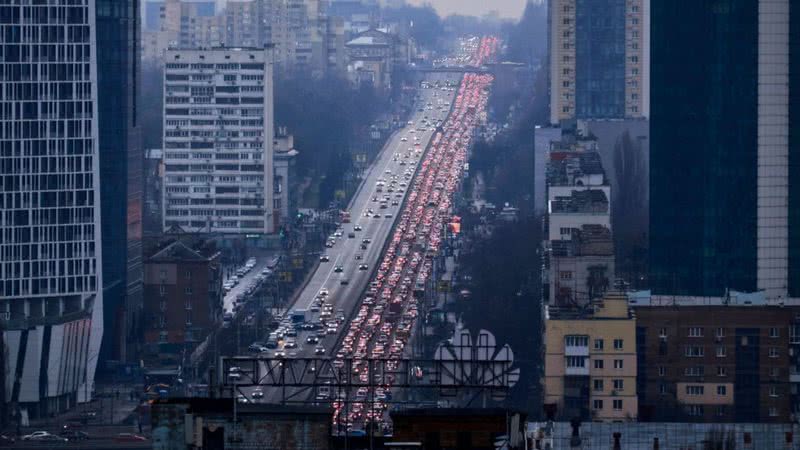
405;0;528;19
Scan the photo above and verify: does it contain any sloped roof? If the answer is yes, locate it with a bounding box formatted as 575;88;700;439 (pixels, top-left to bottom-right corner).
148;240;208;262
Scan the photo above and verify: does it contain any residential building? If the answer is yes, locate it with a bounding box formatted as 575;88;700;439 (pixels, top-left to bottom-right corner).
96;0;144;366
541;128;614;307
548;0;649;124
548;224;614;307
543;293;638;421
633;300;800;423
162;47;276;235
0;0;104;417
142;240;222;365
650;0;798;302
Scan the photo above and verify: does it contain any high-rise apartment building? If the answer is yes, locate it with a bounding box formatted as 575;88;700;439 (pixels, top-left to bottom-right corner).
650;0;798;301
162;47;276;235
0;0;104;417
95;0;143;365
543;293;638;421
548;0;649;124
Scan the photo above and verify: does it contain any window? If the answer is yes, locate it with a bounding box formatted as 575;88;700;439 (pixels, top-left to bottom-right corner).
686;385;704;396
184;287;193;295
771;367;781;378
658;366;666;377
769;385;779;397
717;366;727;377
685;346;704;357
593;379;604;392
769;327;780;338
593;399;603;410
716;346;726;357
716;385;727;396
159;331;168;343
716;327;725;338
659;383;668;395
612;399;623;410
565;356;586;368
769;347;779;358
565;335;588;347
159;269;167;280
159;285;166;296
769;407;779;417
185;299;192;310
559;227;572;236
594;339;604;350
594;359;604;369
685;366;704;377
559;271;573;280
185;270;192;280
658;328;667;338
688;327;704;337
687;405;704;416
613;359;623;369
716;406;726;417
613;379;624;390
613;339;623;350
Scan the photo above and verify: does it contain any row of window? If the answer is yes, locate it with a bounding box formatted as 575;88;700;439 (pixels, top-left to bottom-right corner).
670;327;783;339
593;379;625;392
685;345;780;358
565;356;625;369
592;399;624;411
564;335;624;350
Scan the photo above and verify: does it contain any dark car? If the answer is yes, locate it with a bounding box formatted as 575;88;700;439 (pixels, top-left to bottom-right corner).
0;434;15;445
115;433;147;442
320;255;330;262
60;430;89;441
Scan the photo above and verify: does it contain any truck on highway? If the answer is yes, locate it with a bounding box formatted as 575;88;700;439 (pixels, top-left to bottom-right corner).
291;309;307;323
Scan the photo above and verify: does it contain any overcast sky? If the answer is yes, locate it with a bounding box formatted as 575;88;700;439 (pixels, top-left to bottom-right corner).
405;0;528;19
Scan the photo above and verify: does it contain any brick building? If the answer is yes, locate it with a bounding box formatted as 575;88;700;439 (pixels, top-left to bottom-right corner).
635;304;800;422
143;240;223;365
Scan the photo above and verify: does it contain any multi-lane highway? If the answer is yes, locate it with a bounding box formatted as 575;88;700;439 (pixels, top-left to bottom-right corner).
230;73;460;402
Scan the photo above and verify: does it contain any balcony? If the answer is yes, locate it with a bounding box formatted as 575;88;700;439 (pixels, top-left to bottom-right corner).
565;344;589;357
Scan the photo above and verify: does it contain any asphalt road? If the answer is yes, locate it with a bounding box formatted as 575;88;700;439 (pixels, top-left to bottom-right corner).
231;74;459;404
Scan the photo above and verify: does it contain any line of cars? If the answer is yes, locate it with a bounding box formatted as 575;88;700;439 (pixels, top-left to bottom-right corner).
331;38;497;433
14;430;147;444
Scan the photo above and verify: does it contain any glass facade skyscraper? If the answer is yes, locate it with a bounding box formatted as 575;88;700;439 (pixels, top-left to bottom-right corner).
96;0;142;364
574;0;626;119
650;0;796;300
0;0;104;417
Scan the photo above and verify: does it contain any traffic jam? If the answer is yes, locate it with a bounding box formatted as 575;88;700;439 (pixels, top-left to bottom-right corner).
331;36;498;433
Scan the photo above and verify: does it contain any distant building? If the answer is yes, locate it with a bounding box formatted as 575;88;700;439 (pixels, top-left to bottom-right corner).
543;293;638;422
548;0;649;124
634;302;800;423
142;0;345;76
346;28;400;90
161;47;276;235
151;399;331;449
1;0;104;417
649;0;798;301
142;240;222;366
144;149;165;236
542;128;614;307
273;128;299;229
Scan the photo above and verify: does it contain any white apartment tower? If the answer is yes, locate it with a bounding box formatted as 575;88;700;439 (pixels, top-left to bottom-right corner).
162;47;276;234
0;0;104;416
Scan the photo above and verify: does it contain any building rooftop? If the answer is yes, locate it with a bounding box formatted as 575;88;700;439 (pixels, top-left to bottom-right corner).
547;151;605;186
550;189;609;214
551;224;613;257
147;239;219;262
546;292;632;320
